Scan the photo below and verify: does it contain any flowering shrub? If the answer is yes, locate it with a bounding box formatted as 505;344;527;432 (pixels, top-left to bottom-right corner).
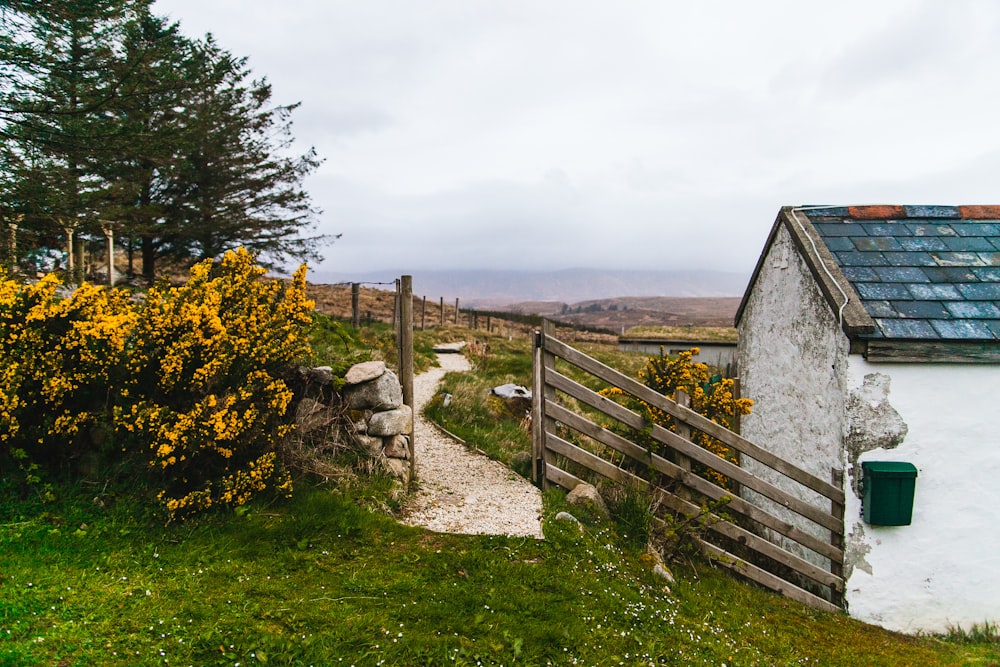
602;348;753;490
0;248;314;520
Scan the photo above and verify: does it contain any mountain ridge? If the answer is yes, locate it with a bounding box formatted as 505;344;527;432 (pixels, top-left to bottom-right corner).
308;268;750;307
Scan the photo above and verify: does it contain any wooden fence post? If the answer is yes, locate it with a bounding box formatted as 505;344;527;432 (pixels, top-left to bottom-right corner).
421;296;426;330
439;297;444;326
399;276;415;485
351;283;360;328
454;298;459;325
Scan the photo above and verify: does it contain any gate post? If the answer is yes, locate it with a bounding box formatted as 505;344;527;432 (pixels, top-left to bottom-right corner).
532;320;556;488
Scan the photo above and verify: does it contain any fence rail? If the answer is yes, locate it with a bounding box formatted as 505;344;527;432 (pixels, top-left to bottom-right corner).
532;323;845;612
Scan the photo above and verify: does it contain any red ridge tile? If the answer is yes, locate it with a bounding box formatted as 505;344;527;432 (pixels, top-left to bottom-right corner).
848;205;906;220
957;205;1000;219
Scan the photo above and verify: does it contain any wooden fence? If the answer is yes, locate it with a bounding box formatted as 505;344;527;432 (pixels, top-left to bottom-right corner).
531;323;846;612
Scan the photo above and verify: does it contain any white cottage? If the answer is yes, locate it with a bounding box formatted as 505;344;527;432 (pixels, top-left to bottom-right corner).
736;205;1000;633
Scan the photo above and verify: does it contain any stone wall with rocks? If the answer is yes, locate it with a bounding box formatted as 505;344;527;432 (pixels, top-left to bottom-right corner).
290;360;413;485
342;361;413;484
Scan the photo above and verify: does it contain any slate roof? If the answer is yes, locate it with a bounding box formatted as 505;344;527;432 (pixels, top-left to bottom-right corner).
801;205;1000;341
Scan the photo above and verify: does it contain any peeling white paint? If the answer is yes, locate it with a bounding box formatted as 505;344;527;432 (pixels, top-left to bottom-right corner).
844;358;1000;633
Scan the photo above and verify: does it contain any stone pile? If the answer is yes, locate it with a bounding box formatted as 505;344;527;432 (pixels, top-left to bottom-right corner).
342;361;413;483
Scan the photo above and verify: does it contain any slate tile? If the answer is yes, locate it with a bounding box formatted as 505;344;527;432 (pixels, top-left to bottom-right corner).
945;301;1000;319
837;251;886;266
876;318;939;339
815;223;868;237
971;267;1000;282
862;222;911;237
873;267;931;282
862;300;898;318
930;319;996;339
898;236;948;251
802;206;850;218
856;283;913;300
891;300;950;319
853;237;903;252
841;266;879;282
907;223;958;237
906;284;963;300
904;205;961;218
957;283;1000;300
823;237;855;251
922;267;979;283
942;237;997;252
952;222;1000;236
991;238;1000;252
979;252;1000;266
931;251;985;267
987;320;1000;338
883;252;936;267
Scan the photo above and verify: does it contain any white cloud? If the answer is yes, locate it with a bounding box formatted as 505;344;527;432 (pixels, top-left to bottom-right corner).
154;0;1000;275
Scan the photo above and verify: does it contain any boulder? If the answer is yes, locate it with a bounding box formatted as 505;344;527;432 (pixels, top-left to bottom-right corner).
343;369;403;411
353;433;383;457
383;434;410;459
383;457;410;482
566;483;610;520
344;360;386;385
309;366;336;386
367;404;413;437
491;383;532;416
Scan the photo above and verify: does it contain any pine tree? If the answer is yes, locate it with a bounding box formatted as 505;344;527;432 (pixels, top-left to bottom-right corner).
161;36;326;272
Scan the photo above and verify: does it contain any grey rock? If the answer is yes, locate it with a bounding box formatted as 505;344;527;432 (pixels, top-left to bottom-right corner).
383;457;410;482
343;369;403;411
367;404;413;437
309;366;335;386
383;434;410;459
344;360;387;385
353;433;383;457
492;383;532;400
653;563;675;584
566;483;610;520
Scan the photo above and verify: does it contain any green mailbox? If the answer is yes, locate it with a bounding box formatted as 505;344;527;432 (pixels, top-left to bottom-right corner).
861;461;918;526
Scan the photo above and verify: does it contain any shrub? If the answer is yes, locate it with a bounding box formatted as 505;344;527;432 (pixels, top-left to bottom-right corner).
0;248;314;520
602;348;753;490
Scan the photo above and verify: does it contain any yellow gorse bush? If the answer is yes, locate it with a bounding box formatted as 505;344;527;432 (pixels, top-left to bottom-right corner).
0;248;313;520
602;348;753;491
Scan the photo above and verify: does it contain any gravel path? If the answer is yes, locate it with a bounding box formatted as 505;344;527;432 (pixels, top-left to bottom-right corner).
401;348;544;538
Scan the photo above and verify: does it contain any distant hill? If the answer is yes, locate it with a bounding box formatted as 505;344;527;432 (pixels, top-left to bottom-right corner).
308;268;749;307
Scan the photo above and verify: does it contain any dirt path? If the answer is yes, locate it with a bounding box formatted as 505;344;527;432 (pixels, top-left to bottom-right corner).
401;347;544;538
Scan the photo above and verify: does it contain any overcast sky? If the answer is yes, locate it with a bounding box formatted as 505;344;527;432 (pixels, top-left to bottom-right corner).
152;0;1000;276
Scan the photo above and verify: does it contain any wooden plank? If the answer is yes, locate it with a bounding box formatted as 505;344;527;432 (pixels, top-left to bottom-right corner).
545;462;584;491
544;430;844;595
865;340;1000;364
545;401;843;562
547;372;843;535
546;432;633;486
655;489;843;592
544;335;844;504
698;538;842;614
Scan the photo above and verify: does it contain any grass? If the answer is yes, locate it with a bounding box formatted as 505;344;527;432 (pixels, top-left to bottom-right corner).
623;325;738;342
3;322;999;666
3;479;998;666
